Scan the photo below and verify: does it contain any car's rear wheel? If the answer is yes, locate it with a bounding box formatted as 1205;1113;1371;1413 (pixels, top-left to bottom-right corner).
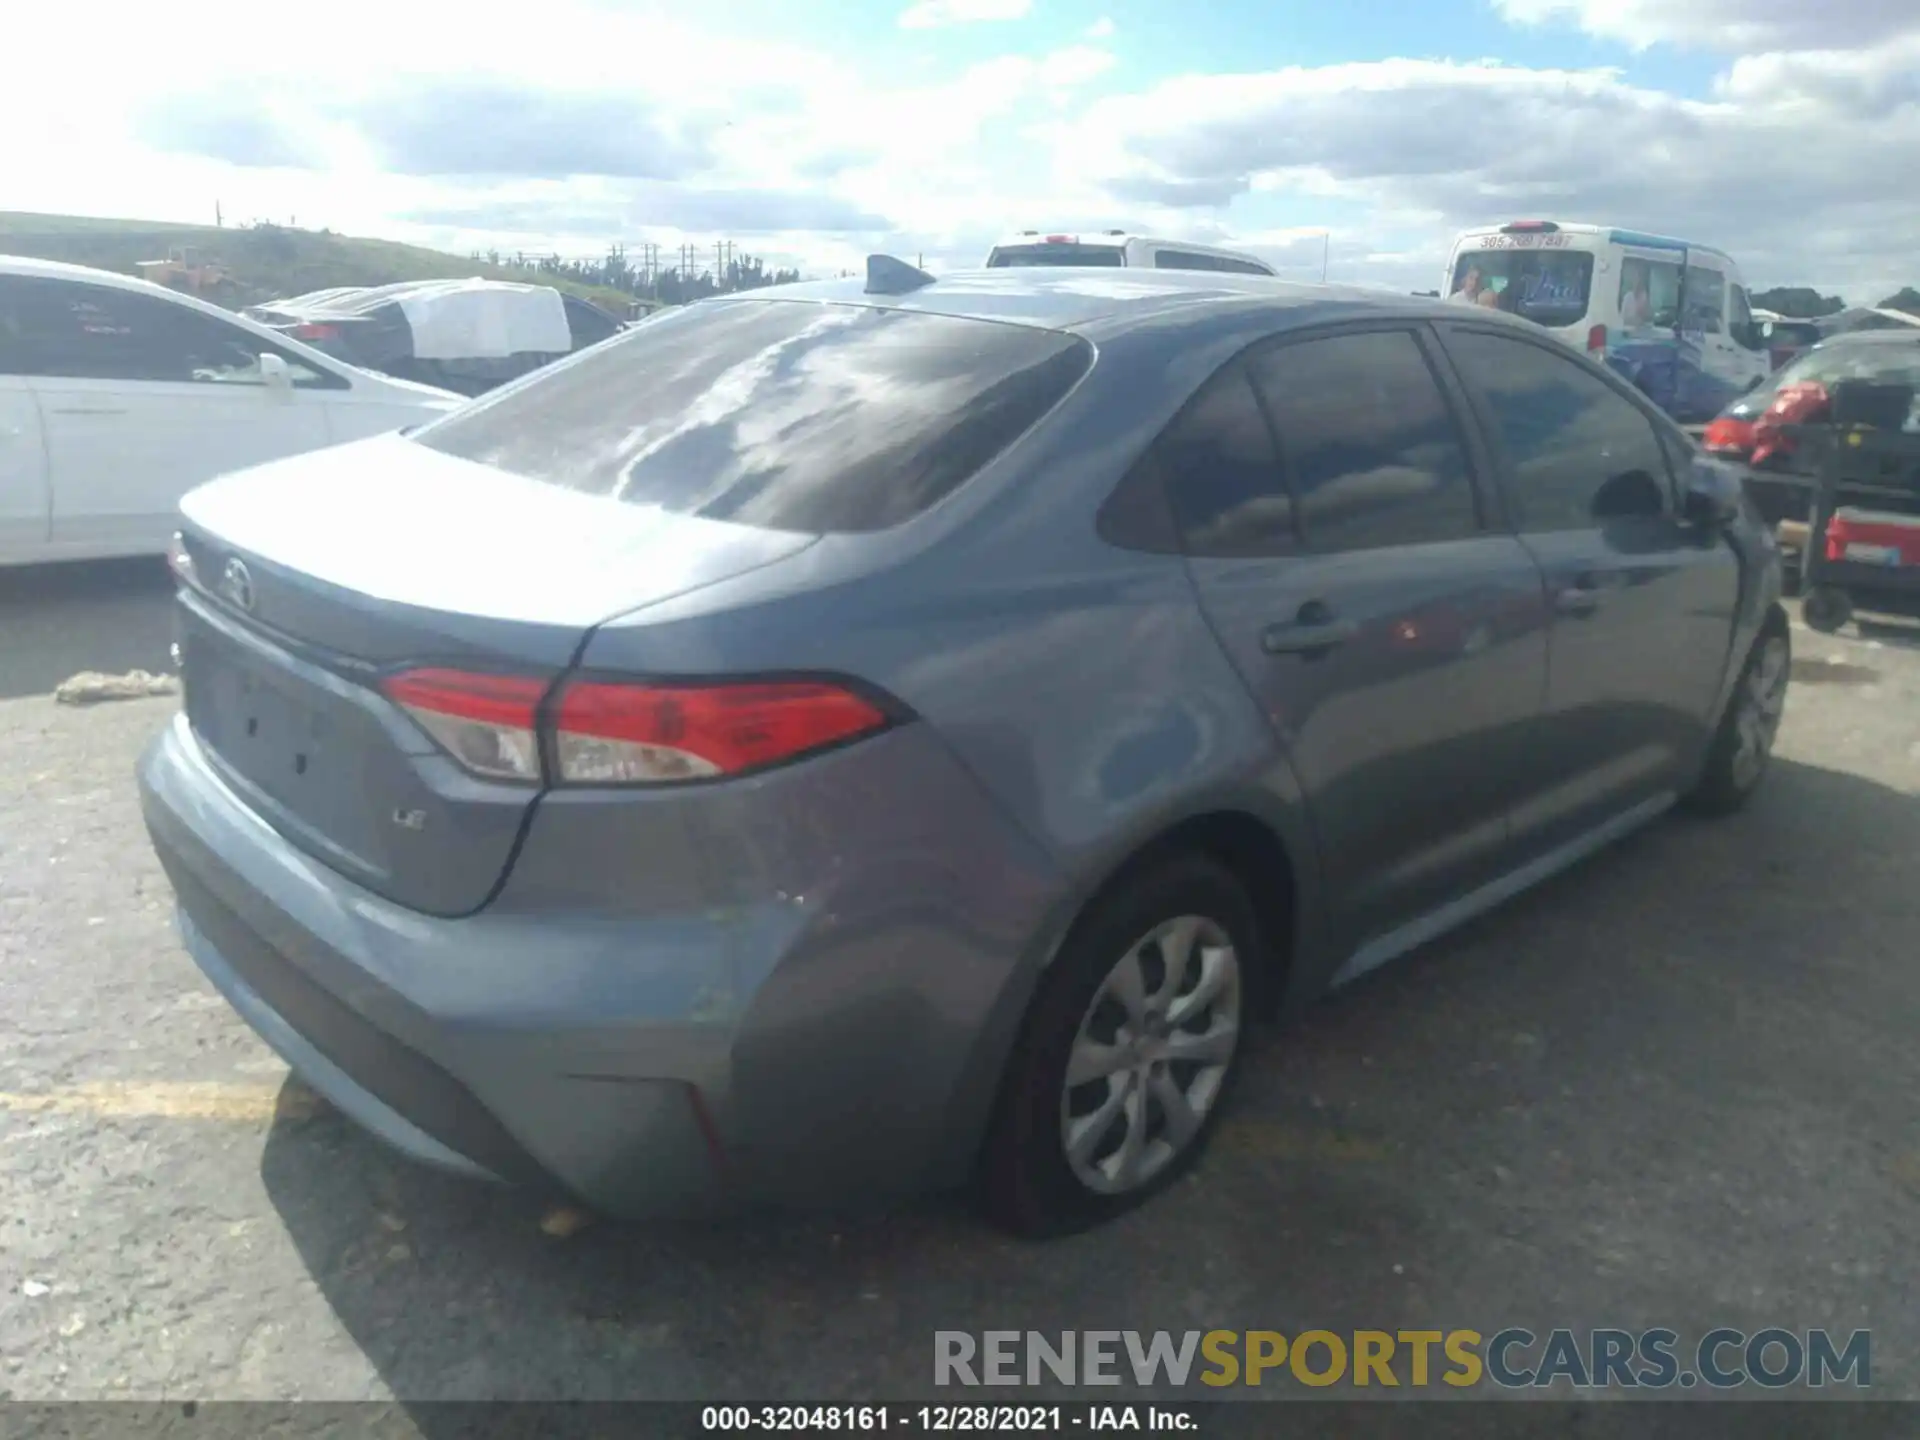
1802;586;1853;634
1684;623;1790;816
977;855;1255;1238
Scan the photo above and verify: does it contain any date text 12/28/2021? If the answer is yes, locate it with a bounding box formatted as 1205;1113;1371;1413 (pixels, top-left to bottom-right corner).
701;1406;1196;1432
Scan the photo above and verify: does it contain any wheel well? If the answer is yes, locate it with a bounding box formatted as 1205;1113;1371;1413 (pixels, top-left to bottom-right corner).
1090;811;1297;1016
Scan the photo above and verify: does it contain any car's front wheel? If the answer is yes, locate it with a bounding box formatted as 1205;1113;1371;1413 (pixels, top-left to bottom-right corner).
977;855;1256;1238
1684;622;1790;815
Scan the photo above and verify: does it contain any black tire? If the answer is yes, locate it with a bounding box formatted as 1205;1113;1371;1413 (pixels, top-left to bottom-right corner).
976;854;1260;1238
1684;622;1791;817
1802;586;1853;634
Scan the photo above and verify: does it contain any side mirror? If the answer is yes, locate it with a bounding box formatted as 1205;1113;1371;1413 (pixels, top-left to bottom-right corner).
258;352;292;393
1681;465;1742;529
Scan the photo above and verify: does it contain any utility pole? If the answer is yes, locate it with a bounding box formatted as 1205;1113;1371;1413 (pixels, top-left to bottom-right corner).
1321;231;1330;284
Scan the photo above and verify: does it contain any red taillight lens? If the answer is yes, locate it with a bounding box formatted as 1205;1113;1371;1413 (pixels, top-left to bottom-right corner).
381;668;895;786
1044;234;1076;245
290;322;341;341
1702;415;1757;456
551;680;891;784
1586;324;1607;354
381;668;548;783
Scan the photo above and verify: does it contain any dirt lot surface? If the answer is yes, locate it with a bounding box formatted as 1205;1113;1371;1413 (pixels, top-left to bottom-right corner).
1;559;1916;1407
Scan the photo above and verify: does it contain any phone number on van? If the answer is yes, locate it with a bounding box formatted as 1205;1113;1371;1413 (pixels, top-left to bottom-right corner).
1480;233;1571;248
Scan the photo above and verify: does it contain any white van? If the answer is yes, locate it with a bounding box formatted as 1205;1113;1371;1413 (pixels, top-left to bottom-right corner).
1443;221;1772;423
986;231;1277;276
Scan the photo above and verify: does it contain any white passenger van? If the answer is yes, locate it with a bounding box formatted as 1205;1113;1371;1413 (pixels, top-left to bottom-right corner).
1443;220;1773;423
986;231;1278;276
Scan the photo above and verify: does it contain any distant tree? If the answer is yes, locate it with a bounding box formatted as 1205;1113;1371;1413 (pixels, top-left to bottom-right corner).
1751;286;1846;318
1876;287;1920;317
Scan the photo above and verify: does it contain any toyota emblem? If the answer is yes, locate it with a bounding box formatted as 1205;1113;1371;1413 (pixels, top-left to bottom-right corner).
220;557;256;612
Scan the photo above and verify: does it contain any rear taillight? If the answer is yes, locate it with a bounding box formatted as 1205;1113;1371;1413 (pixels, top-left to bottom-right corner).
552;679;891;784
1702;415;1757;456
382;669;547;783
380;668;893;787
290;322;341;342
1586;324;1607;355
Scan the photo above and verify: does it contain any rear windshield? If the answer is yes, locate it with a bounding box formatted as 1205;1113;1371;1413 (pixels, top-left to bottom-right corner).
1773;341;1920;391
413;300;1092;534
1448;248;1595;329
987;244;1126;268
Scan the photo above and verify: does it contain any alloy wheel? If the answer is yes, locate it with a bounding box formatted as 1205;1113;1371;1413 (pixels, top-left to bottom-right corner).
1731;634;1789;790
1059;914;1242;1195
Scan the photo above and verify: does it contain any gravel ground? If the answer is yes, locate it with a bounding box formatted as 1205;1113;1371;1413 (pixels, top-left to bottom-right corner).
1;558;1917;1407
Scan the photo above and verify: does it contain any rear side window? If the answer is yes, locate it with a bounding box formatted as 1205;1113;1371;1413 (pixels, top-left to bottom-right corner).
1444;329;1674;532
1157;364;1294;555
1248;330;1481;552
1154;250;1221;272
0;275;345;389
414;300;1092;534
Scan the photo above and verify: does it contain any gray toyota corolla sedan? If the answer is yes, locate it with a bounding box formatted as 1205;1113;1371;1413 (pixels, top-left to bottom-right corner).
139;260;1788;1236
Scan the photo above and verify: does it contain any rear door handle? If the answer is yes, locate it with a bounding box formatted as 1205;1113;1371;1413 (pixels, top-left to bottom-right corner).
1262;604;1359;655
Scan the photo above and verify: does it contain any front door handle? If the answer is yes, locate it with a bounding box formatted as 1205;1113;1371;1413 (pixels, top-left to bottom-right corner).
1262;602;1359;655
1554;581;1603;617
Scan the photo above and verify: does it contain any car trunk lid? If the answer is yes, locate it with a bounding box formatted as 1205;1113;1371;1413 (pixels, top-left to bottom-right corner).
173;433;815;916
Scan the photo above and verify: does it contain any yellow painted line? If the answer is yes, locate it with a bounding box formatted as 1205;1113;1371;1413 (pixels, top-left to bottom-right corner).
0;1081;327;1123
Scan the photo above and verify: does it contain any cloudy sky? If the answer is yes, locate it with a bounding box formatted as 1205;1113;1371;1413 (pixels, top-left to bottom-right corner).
3;0;1916;299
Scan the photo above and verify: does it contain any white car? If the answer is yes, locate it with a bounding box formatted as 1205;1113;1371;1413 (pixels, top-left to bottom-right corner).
984;231;1278;276
0;256;465;566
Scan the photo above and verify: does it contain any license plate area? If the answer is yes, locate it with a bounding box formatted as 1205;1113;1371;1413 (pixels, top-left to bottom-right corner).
181;618;339;797
1842;542;1905;567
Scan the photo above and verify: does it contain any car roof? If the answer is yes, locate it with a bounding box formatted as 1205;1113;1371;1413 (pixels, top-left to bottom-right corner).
0;252;187;293
1451;222;1737;266
716;265;1466;336
992;231;1260;255
1815;327;1920;346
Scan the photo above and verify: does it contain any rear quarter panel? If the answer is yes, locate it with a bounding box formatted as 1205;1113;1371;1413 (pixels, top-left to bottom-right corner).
562;307;1352;1178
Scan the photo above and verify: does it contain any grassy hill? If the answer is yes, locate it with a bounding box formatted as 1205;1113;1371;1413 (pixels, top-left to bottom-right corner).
0;211;636;314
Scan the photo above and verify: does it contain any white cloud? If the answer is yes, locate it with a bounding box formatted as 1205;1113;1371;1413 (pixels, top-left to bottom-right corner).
1063;33;1920;298
1;0;1917;300
1038;45;1117;90
1492;0;1920;53
898;0;1032;30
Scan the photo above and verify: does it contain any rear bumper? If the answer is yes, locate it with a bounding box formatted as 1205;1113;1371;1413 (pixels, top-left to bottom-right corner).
138;711;1064;1218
